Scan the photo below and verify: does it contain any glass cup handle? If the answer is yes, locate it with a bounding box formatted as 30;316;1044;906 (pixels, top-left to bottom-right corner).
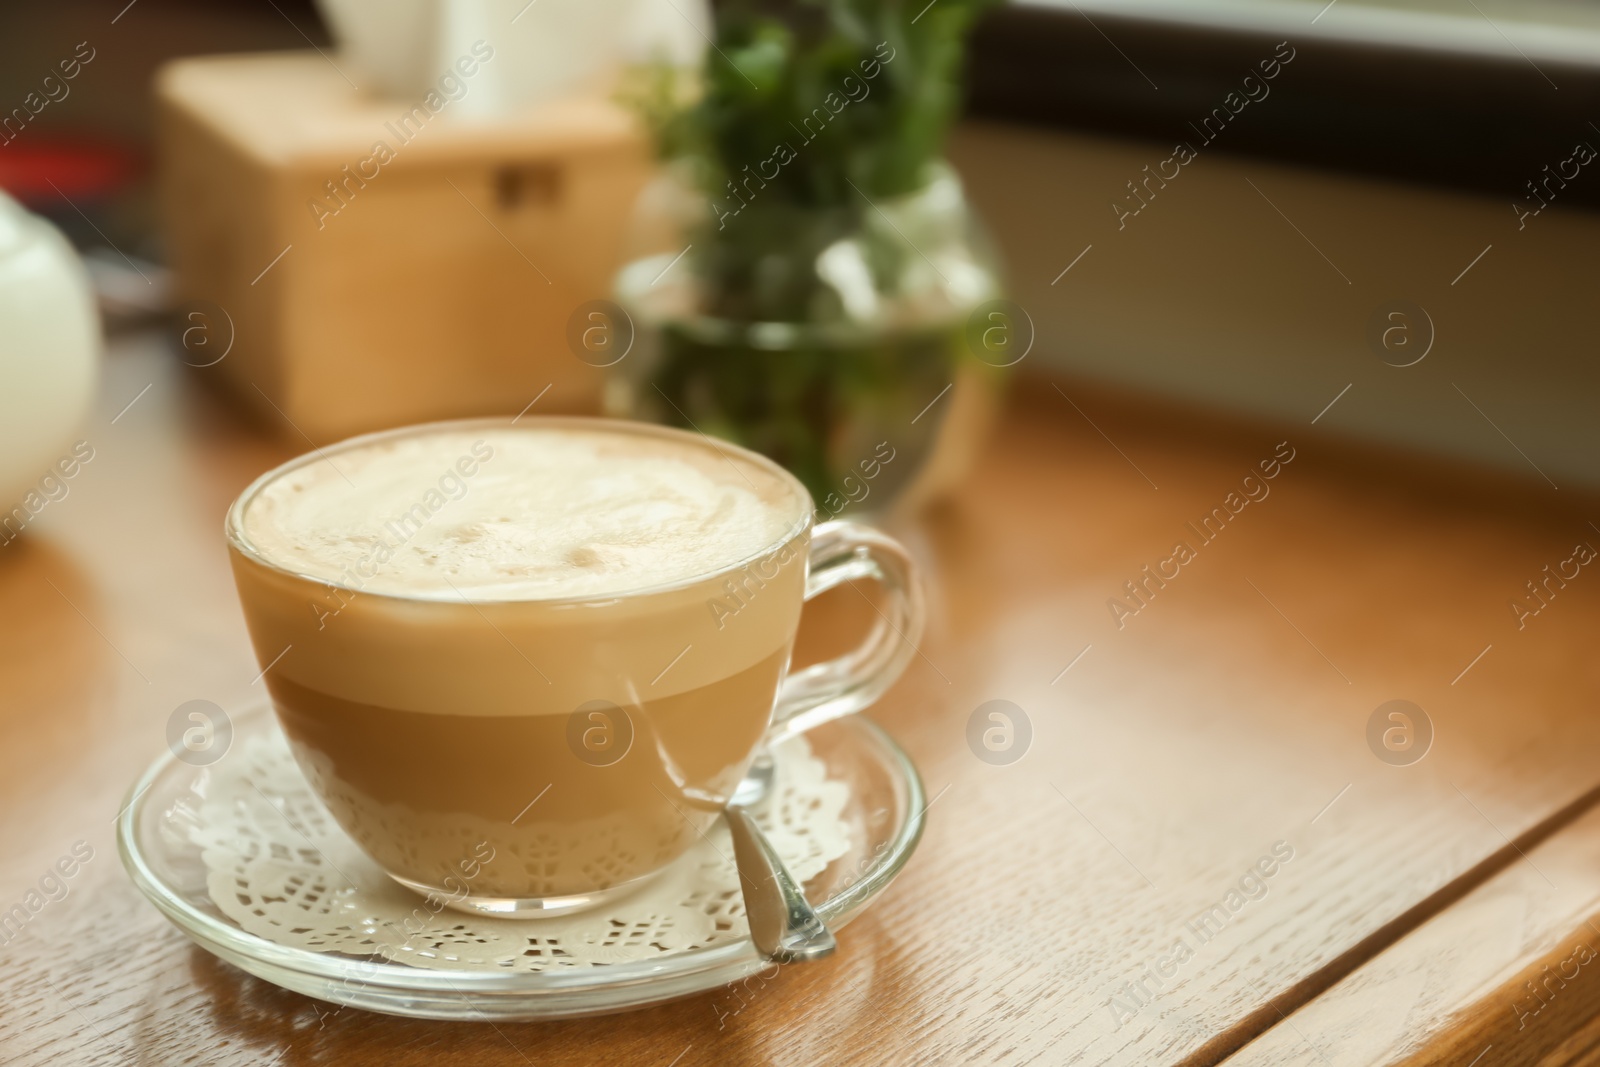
768;521;926;744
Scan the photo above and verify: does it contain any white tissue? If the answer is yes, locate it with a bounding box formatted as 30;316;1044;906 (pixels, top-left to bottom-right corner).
315;0;710;113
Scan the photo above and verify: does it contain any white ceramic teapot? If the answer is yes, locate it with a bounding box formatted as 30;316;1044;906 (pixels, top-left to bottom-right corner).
0;191;100;523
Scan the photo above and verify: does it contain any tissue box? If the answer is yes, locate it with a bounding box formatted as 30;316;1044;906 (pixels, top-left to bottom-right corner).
157;52;652;440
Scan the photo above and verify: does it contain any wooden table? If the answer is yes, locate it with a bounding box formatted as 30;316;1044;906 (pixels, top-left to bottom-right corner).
5;331;1600;1067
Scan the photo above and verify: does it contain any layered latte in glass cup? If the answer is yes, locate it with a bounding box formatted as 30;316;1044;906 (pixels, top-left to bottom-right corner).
227;418;922;916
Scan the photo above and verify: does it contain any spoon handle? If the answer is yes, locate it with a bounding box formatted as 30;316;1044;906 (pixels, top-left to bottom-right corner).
724;805;837;963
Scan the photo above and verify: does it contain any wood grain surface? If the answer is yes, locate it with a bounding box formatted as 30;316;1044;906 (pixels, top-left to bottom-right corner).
3;331;1600;1066
1228;800;1600;1067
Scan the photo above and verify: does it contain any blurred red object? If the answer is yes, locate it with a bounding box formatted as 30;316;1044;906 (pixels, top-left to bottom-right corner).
0;138;140;208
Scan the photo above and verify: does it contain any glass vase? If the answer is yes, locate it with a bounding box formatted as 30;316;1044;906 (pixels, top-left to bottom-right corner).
608;161;1009;516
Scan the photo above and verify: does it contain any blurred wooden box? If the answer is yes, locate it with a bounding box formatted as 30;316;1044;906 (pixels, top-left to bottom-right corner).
156;52;651;440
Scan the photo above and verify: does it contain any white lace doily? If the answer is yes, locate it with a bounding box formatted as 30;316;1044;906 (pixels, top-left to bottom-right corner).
185;728;851;972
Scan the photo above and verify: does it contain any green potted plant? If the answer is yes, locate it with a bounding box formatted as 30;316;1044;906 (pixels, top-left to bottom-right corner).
612;0;1006;514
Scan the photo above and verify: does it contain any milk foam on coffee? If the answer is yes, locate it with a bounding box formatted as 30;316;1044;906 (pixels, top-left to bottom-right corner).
240;426;803;601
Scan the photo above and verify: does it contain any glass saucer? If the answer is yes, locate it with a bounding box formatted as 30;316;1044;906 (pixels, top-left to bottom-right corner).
116;702;925;1021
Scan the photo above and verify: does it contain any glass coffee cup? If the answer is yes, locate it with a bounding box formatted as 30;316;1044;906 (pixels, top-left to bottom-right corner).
225;417;923;916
